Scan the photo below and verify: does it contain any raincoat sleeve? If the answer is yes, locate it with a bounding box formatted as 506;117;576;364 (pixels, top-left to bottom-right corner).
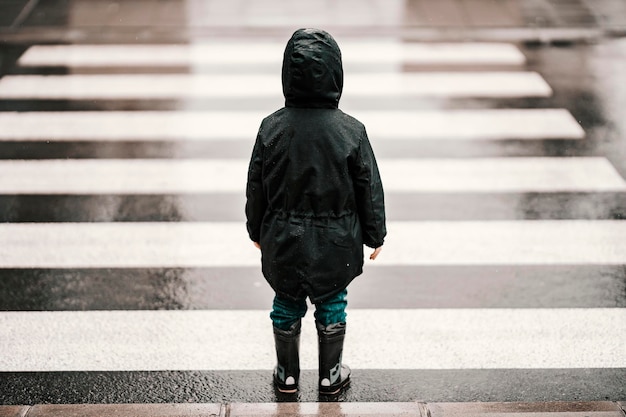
245;128;266;243
352;128;387;248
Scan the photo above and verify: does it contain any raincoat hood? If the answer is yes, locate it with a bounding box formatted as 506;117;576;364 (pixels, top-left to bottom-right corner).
282;28;344;109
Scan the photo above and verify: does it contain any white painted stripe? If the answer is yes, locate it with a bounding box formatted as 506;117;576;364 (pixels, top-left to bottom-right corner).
0;157;623;194
380;157;626;193
0;109;585;141
0;309;623;371
0;72;551;99
355;109;584;140
0;221;625;268
18;42;526;67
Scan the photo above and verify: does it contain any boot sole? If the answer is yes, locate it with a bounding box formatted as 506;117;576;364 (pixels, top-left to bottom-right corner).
274;377;298;394
276;386;298;394
319;377;351;396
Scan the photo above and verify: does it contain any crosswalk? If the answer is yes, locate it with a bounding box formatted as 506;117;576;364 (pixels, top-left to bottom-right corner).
0;72;554;99
2;220;626;267
0;38;624;402
16;42;527;67
2;309;623;371
0;109;585;140
2;157;625;193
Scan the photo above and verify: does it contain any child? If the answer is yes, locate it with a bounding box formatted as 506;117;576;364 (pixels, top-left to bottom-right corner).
246;28;386;395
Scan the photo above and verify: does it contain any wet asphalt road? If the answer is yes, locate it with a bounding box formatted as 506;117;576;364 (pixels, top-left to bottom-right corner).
2;369;625;404
0;16;625;404
1;41;625;310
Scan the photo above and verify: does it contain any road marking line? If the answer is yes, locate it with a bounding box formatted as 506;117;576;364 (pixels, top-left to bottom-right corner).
0;109;584;141
1;221;625;267
0;157;622;194
0;309;623;371
17;42;526;67
0;72;551;98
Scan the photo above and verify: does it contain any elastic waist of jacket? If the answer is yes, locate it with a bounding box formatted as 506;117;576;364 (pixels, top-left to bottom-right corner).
270;209;355;223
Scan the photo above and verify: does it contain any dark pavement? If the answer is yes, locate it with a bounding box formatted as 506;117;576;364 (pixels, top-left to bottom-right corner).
0;0;625;415
1;0;626;43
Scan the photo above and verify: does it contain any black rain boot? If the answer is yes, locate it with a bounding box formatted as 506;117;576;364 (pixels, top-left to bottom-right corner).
273;320;301;393
316;321;351;395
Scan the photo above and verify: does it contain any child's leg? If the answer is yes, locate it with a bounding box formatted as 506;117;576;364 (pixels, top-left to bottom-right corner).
270;294;307;330
314;289;351;395
314;289;347;326
270;294;307;393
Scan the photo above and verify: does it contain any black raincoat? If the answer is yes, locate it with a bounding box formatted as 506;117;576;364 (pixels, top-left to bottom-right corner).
246;28;386;303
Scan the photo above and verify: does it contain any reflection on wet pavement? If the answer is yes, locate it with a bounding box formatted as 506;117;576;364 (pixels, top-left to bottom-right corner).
1;193;624;223
1;265;624;311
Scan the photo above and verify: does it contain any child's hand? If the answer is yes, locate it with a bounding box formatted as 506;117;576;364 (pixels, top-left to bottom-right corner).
253;241;261;250
370;247;382;260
